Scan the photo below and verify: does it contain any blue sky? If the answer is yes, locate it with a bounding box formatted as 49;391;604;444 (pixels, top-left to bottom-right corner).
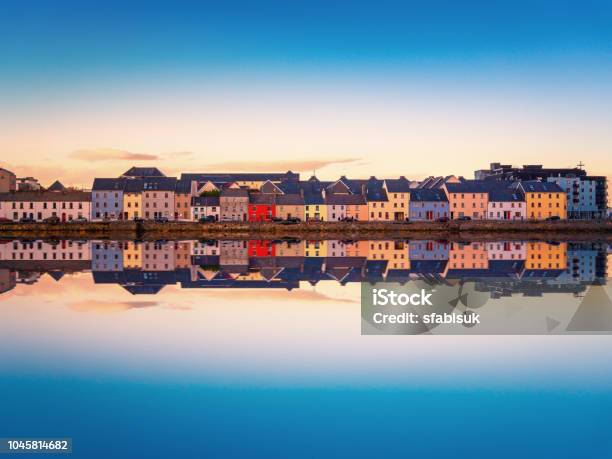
3;1;611;77
1;1;611;185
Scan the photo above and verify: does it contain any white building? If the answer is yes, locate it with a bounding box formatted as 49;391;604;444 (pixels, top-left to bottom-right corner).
191;196;220;221
0;239;91;262
487;189;526;220
0;190;91;221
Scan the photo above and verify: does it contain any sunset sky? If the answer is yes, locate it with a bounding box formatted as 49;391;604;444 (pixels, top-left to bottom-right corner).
1;1;611;187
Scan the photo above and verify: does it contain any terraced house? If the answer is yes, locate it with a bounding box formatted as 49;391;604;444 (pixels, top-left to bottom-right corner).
408;189;448;221
142;177;177;220
517;181;567;220
363;177;391;221
191;196;220;221
487;189;525;220
443;181;489;220
220;188;248;221
122;179;143;220
248;193;276;221
383;177;412;221
174;178;194;221
92;178;125;220
275;194;304;220
0;185;91;222
300;177;327;221
324;179;353;221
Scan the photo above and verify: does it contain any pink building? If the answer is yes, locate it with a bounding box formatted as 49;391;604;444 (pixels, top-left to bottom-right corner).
142;241;175;271
486;241;526;260
487;189;526;220
142;177;177;220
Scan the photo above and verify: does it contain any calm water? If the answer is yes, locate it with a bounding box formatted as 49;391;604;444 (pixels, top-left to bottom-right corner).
1;238;612;458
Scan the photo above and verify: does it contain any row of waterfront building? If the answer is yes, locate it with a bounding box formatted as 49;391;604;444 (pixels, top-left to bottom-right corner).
0;239;607;295
0;163;608;222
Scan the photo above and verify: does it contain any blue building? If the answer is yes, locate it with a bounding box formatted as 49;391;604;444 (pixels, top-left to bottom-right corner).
92;178;125;220
408;189;449;221
409;240;449;260
91;241;124;271
546;176;598;219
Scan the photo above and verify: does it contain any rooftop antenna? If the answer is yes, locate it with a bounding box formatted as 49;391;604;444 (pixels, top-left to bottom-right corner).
577;161;585;170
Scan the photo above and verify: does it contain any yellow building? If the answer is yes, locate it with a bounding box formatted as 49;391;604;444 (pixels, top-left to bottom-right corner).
304;240;327;257
122;241;142;269
305;202;327;221
525;242;567;270
123;180;143;220
383;178;412;221
519;181;567;220
365;179;393;221
368;240;409;270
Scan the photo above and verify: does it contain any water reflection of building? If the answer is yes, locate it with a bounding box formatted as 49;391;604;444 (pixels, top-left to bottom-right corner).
0;239;90;262
409;240;449;260
0;239;92;290
486;241;526;260
525;242;567;270
447;242;488;270
0;239;608;297
92;241;123;271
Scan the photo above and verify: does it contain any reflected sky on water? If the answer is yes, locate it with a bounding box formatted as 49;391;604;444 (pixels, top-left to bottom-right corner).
1;238;612;458
1;238;611;389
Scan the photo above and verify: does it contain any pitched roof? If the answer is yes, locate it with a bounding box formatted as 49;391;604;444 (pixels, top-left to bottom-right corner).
519;181;564;193
326;194;366;205
192;196;220;206
47;180;66;192
365;178;388;202
489;189;524;202
181;172;299;183
260;180;285;194
220;188;249;197
92;178;126;191
276;194;304;205
142;177;177;191
0;191;91;202
409;188;448;202
444;180;491;193
122;167;166;177
249;193;276;205
123;178;144;192
174;178;193;193
384;177;412;192
303;190;325;205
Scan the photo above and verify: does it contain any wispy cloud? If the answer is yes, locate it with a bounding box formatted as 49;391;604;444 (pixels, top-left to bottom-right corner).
199;158;360;172
70;148;159;161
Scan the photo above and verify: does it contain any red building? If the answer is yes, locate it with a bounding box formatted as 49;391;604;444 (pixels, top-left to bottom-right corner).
248;194;276;222
248;240;276;257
